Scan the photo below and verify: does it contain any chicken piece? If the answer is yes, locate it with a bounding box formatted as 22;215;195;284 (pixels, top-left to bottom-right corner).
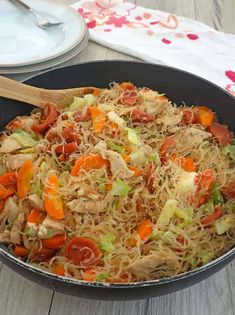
157;106;182;129
6;153;36;170
28;194;44;211
176;127;211;150
0;137;22;153
0;200;11;223
94;141;107;159
38;215;64;239
0;230;11;244
105;151;134;179
140;90;169;115
128;250;180;279
10;213;25;244
4;196;19;226
6;115;39;133
67;198;108;214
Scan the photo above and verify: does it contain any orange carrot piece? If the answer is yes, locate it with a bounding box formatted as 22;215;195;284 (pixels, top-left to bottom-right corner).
0;187;15;200
129;165;143;176
119;82;135;90
82;269;97;282
42;234;66;249
89;107;106;133
92;88;100;96
52;265;65;276
71;154;109;176
14;246;29;257
124;146;133;153
170;155;196;172
44;175;64;220
121;153;131;163
201;206;222;225
0;172;17;188
126;237;137;247
137;219;153;241
17;160;33;199
194;106;215;127
105;183;113;191
27;208;44;224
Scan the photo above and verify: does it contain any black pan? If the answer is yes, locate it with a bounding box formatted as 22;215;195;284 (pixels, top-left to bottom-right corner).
0;61;234;301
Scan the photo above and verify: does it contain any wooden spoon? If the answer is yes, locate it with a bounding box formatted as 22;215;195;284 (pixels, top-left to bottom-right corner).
0;76;96;109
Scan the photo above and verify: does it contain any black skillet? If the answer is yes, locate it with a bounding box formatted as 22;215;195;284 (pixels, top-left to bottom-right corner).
0;61;234;300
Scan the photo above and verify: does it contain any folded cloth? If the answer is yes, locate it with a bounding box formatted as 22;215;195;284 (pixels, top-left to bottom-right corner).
72;0;235;95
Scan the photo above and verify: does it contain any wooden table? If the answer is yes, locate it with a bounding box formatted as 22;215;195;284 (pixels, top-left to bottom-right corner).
1;1;235;314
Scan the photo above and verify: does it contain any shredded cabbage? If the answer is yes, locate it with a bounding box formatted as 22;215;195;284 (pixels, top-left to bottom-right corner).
111;179;130;196
107;111;126;128
157;199;178;226
12;129;37;147
125;128;139;145
215;215;235;235
96;272;110;282
99;233;115;253
223;143;235;160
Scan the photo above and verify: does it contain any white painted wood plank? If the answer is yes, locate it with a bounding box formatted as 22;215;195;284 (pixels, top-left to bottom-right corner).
0;265;53;315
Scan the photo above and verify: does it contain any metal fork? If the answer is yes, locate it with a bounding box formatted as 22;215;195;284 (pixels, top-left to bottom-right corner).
11;0;63;29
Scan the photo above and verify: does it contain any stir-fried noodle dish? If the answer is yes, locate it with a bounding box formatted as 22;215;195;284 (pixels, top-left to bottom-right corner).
0;82;234;283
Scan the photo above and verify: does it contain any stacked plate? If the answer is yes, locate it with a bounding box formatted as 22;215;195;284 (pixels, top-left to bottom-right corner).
0;0;88;74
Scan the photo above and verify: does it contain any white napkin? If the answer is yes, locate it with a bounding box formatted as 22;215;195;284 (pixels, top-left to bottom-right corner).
72;0;235;95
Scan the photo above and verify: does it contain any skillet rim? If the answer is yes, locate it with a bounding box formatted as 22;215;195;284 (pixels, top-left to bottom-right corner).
0;60;234;289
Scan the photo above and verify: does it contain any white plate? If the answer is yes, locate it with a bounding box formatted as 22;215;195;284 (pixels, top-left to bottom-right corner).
0;0;87;67
0;29;89;74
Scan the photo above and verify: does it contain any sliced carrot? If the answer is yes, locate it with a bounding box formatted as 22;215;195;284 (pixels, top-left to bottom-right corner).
194;106;215;127
89;106;106;133
201;206;222;225
0;187;15;199
27;208;45;224
137;219;153;241
52;265;65;276
121;153;131;163
44;175;64;220
92;88;100;96
126;237;137;247
71;154;109;176
17;160;33;199
124;146;133;153
129;165;143;176
82;269;97;282
0;172;17;189
109;122;119;133
14;246;29;257
105;183;113;191
170;155;196;172
42;234;66;249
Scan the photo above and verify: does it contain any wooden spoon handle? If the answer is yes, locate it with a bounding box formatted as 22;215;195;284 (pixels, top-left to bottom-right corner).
0;76;48;108
0;76;96;109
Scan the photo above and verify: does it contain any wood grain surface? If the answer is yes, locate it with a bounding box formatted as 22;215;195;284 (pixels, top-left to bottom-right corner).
1;1;235;314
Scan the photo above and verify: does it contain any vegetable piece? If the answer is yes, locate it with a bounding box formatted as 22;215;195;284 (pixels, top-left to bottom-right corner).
65;237;101;267
215;215;235;235
42;234;66;249
89;107;106;133
224;143;235;160
107;140;124;153
107;111;126;129
0;187;15;200
111;179;130;196
17;160;33;199
99;233;115;253
137;219;153;241
31;103;58;133
212;183;223;205
200;206;222;225
44;175;64;220
82;269;97;281
181;108;196;124
194;106;215;126
208;123;233;146
29;248;56;263
27;208;44;224
96;272;110;282
55;142;78;154
160;136;175;163
12;129;37;148
14;246;29;257
170;155;196;172
125;128;139;145
129;165;143;176
0;172;17;189
52;265;65;276
157;199;178;226
63;125;80;144
145;163;155;193
195;169;215;206
119;82;135;90
121;90;138;106
71;154;109;176
130;109;154;123
221;181;235;199
68;96;86;111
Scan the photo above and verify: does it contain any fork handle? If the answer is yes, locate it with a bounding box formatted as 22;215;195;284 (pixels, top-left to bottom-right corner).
11;0;31;11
